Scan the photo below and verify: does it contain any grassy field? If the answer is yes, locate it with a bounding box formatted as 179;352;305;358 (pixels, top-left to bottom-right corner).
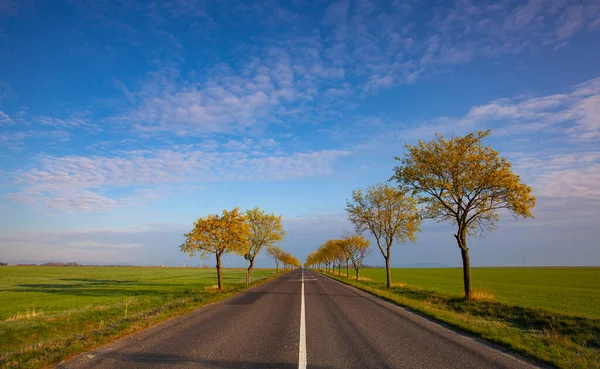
323;267;600;369
0;266;276;368
358;267;600;318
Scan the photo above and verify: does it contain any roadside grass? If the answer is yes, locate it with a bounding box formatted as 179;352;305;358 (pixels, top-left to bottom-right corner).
0;266;278;369
322;269;600;369
358;267;600;318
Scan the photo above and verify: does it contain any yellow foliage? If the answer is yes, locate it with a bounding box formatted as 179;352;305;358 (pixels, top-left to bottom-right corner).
180;207;249;290
180;207;250;262
346;183;420;259
245;207;286;264
392;129;536;243
392;130;536;299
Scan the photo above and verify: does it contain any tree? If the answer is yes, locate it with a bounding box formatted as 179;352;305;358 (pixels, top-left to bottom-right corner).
282;253;301;269
267;245;284;273
320;239;340;274
392;130;535;299
180;207;249;291
331;240;345;276
245;207;286;283
342;233;371;279
304;251;317;269
346;183;421;288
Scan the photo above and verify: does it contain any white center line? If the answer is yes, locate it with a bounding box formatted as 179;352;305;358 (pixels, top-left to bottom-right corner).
298;268;307;369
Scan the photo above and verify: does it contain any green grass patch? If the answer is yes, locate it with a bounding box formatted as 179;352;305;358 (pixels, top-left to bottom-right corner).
322;268;600;369
359;267;600;318
0;266;278;369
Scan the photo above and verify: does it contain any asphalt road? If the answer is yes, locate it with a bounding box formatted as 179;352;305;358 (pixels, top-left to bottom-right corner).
59;269;541;369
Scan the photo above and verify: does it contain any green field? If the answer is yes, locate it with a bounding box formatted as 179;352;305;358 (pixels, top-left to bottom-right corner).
358;267;600;318
0;266;276;368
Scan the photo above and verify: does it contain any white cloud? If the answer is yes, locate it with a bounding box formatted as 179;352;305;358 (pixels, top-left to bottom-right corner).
0;227;185;264
34;111;100;132
95;0;600;135
320;0;600;93
508;151;600;201
8;147;351;212
0;130;70;152
0;110;12;125
556;5;585;40
445;77;600;141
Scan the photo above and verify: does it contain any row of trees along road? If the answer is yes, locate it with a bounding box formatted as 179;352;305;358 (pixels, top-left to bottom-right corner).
180;207;299;290
308;130;536;300
304;233;371;279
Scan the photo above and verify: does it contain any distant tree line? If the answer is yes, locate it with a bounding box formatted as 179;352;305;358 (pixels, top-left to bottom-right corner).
9;262;81;267
305;130;536;300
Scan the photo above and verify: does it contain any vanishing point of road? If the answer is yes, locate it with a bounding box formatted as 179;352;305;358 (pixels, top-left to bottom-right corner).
59;269;541;369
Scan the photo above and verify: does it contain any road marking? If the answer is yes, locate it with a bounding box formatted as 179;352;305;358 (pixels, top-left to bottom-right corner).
298;268;307;369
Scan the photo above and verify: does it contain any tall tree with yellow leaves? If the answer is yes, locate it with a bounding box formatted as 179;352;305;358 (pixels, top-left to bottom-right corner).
245;207;286;283
346;183;421;288
392;130;535;300
180;207;249;291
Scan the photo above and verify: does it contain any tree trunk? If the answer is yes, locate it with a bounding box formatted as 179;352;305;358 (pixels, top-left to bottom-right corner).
346;258;349;278
247;259;254;284
216;253;223;291
355;268;359;279
385;255;391;288
338;263;341;275
461;247;472;300
455;229;472;300
275;260;279;273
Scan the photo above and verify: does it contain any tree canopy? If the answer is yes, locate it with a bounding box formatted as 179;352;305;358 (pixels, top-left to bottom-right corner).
180;207;249;290
392;130;535;299
245;207;286;282
346;182;420;287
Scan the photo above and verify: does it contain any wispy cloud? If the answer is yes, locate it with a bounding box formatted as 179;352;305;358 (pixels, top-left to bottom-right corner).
316;0;600;93
458;77;600;141
34;111;100;132
0;130;70;153
508;151;600;201
355;76;600;143
0;110;12;125
8;146;351;212
0;227;185;264
94;0;600;137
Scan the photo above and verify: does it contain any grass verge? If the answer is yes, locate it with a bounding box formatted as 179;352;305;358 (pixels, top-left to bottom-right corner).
320;271;600;369
0;271;284;369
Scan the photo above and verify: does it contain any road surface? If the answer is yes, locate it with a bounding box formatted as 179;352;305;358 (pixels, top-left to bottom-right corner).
59;269;541;369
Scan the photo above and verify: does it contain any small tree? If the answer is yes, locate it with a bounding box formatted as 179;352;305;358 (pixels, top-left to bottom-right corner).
245;207;286;283
392;130;535;299
346;183;420;288
267;245;284;272
180;207;249;291
342;233;371;279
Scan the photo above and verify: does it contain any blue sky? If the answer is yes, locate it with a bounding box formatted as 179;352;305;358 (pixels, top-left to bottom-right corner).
1;0;599;267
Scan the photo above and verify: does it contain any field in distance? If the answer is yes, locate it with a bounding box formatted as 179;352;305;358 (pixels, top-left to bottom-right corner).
358;267;600;318
0;266;275;368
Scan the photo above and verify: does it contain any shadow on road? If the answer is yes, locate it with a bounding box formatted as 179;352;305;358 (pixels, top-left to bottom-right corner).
59;351;330;369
